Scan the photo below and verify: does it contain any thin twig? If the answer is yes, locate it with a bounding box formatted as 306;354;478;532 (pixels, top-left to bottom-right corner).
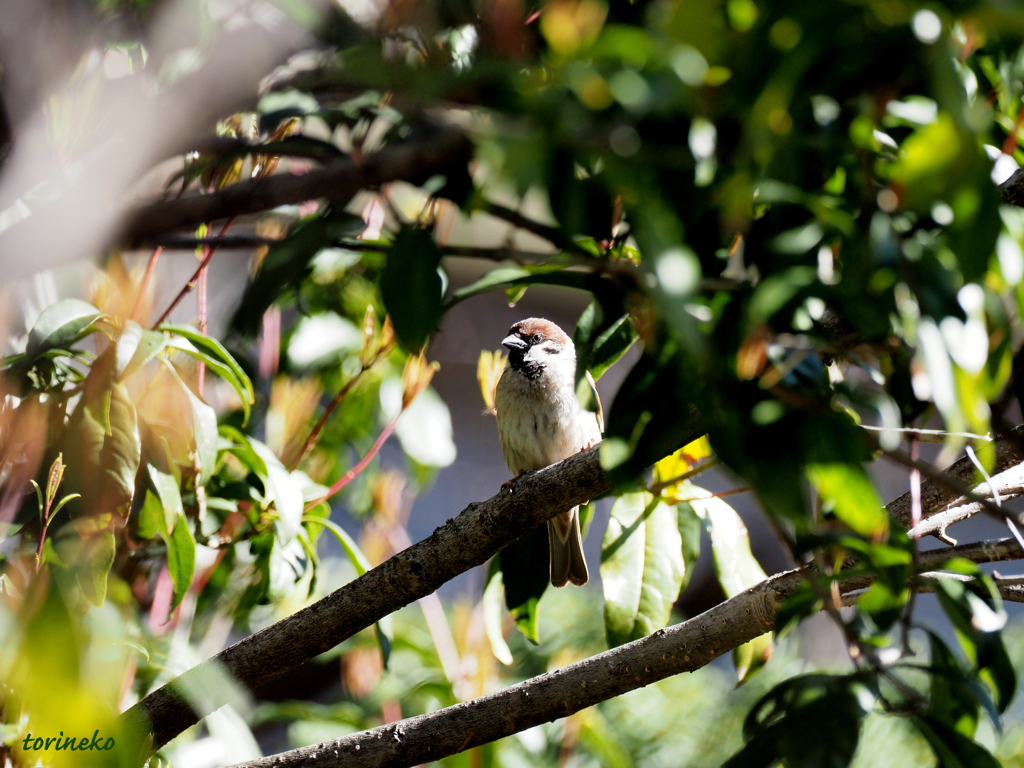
858;425;993;444
288;340;395;471
648;457;720;496
303;418;399;512
482;201;568;249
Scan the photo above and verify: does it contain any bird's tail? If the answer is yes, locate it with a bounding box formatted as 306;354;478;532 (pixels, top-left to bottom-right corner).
548;507;589;588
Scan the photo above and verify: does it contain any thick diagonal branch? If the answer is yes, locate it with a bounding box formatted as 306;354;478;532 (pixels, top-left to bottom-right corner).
120;420;703;750
120;127;473;247
224;537;1024;768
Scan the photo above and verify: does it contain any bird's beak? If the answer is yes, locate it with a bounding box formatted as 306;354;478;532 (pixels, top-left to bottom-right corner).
502;335;528;353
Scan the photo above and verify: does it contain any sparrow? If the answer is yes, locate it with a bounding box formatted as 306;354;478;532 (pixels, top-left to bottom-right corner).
494;318;603;587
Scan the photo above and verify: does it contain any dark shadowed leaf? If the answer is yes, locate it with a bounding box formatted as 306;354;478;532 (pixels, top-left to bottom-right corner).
230;211;367;336
380;226;444;351
913;715;1001;768
499;524;549;644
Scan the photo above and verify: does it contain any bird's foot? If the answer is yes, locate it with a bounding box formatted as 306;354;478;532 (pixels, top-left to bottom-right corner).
501;470;526;494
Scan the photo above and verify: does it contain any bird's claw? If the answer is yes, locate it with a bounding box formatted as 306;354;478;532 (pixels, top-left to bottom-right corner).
501;470;526;495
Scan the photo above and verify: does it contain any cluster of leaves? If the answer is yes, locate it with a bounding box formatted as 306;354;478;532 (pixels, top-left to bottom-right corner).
12;0;1024;766
210;0;1024;764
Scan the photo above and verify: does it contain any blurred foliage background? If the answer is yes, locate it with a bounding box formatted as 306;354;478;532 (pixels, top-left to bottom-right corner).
8;0;1024;766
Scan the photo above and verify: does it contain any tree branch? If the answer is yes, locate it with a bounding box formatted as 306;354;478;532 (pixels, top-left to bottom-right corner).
119;418;704;750
482;201;568;249
887;427;1024;531
121;419;1024;755
223;537;1024;768
910;464;1024;543
119;127;473;248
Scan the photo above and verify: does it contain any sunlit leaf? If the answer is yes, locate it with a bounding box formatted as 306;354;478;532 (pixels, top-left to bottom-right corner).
807;463;888;539
26;299;103;359
250;439;304;542
166;514;196;612
685;486;772;681
484;560;514;665
601;491;685;647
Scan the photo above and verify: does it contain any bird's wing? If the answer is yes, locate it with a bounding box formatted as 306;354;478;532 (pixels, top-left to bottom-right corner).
585;370;604;434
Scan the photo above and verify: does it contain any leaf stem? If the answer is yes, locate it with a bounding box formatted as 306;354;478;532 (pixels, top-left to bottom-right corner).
289;340;395;471
304;417;399;512
197;227;211;396
648;457;720;496
152;218;235;328
130;246;163;323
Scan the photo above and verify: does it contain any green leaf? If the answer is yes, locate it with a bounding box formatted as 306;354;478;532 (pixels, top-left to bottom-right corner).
166;514;196;612
573;301;604;412
932;566;1016;713
220;426;269;476
589;313;638;381
230;211;368;336
251;439;303;541
26;299;103;358
301;513;391;665
484;559;513;665
925;632;982;738
686;488;767;598
677;500;701;591
119;327;166;381
77;532;116;607
727;675;869;768
499;524;549;644
185;382;219;488
601;343;703;486
685;487;773;681
160;324;255;406
577;709;632;768
165;336;252;425
379;226;444;351
447;264;568;305
913;715;1001;768
807;463;888;539
137;490;165;540
301;515;371;575
601;491;685;647
147;464;184;536
64;357;141;518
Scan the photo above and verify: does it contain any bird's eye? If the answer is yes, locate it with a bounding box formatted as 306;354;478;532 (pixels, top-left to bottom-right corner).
532;333;543;342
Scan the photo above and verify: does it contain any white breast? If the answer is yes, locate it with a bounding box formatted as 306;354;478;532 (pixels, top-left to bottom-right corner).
494;360;602;475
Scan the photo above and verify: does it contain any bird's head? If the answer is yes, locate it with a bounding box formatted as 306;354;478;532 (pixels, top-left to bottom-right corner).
502;318;575;373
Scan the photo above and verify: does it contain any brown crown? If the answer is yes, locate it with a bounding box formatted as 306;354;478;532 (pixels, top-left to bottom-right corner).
508;318;571;346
